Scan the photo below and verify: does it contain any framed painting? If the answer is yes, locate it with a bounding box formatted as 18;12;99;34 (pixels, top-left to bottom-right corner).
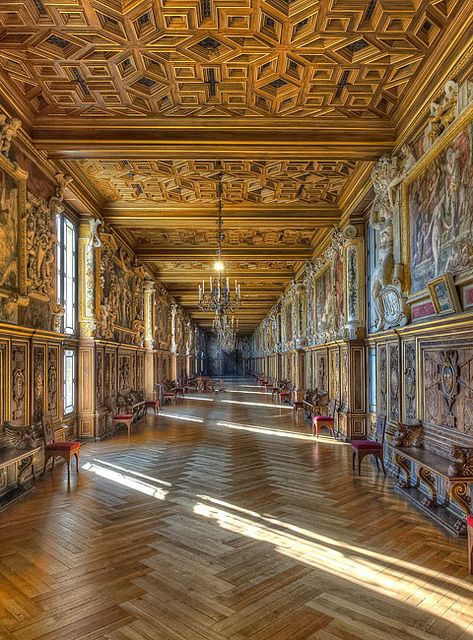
401;104;473;299
427;273;461;315
0;153;28;317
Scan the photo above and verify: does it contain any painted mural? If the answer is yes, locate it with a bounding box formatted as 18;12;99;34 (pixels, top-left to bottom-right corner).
409;122;473;293
315;250;344;341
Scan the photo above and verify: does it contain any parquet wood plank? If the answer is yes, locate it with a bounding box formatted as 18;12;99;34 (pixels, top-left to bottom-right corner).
0;379;472;640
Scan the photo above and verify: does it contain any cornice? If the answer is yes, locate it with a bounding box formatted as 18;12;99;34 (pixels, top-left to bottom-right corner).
338;161;374;226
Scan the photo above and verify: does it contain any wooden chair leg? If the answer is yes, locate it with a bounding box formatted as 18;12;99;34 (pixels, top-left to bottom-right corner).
75;452;80;472
380;453;386;475
358;452;364;475
352;451;356;471
375;455;380;471
51;456;55;471
67;458;71;492
468;524;473;575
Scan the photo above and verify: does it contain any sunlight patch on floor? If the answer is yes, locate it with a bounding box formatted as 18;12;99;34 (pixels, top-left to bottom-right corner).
82;462;168;499
193;498;473;627
184;396;215;402
216;420;323;441
224;389;274;396
196;495;473;592
91;459;171;486
221;399;293;409
158;413;204;423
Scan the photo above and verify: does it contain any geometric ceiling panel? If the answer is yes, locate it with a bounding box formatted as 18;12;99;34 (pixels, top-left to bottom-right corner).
127;227;315;248
0;0;464;119
77;159;357;204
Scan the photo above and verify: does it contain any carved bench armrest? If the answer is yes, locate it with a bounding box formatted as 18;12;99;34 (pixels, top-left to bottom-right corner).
447;446;473;478
392;421;423;447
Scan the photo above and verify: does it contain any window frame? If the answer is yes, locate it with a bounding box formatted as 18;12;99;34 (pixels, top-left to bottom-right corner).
63;348;76;415
56;211;77;335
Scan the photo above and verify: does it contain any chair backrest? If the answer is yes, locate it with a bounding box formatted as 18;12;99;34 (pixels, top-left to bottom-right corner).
328;399;336;417
42;415;54;445
374;414;387;445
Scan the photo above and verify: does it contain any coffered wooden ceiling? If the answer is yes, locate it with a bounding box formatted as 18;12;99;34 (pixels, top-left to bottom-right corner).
0;0;465;119
1;0;472;331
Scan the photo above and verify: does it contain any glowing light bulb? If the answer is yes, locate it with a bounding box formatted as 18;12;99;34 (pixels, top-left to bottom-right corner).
214;261;224;272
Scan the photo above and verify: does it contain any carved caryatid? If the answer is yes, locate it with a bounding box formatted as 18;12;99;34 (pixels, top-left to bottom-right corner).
25;193;55;301
88;218;102;248
369;151;413;331
426;80;458;145
392;422;423;448
0;115;21;157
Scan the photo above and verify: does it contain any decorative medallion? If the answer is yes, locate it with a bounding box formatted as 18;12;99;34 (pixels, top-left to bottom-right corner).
439;350;460;415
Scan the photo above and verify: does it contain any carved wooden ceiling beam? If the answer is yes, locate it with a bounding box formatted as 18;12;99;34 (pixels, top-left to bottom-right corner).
32;119;395;160
107;208;340;229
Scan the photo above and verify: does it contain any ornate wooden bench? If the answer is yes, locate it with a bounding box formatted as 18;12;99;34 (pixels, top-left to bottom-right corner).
110;389;146;436
0;424;40;505
390;422;473;536
303;389;328;420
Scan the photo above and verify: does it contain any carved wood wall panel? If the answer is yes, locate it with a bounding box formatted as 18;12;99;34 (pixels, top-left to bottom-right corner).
328;347;339;400
340;346;348;411
388;342;400;422
0;1;464;119
316;350;327;393
96;348;104;407
118;353;133;392
377;343;387;415
47;345;59;420
11;342;28;424
350;345;366;413
0;340;7;425
32;344;45;423
404;340;417;421
422;344;473;437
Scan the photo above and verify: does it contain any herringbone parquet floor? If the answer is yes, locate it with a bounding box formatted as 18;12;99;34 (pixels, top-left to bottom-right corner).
1;378;472;640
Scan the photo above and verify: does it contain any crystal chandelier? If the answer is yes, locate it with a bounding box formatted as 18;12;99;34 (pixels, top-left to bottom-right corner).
198;170;241;313
213;311;238;353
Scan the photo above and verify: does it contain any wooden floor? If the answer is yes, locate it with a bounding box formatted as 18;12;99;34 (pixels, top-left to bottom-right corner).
1;378;472;640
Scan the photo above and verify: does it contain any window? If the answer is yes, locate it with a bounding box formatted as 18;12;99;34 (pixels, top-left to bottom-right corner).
56;213;77;335
368;346;377;413
63;349;76;414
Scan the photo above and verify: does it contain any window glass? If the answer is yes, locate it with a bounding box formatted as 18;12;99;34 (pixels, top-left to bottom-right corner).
56;214;77;334
64;349;76;414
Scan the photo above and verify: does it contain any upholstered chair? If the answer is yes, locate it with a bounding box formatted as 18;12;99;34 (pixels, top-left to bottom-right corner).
312;399;338;438
351;414;387;476
42;416;80;491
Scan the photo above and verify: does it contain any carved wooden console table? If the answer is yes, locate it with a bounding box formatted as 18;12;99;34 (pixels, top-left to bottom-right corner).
390;423;473;536
0;445;41;506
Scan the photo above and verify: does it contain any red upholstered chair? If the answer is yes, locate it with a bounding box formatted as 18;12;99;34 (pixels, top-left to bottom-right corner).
111;405;134;437
145;398;160;416
312;399;338;438
42;416;80;491
467;514;473;575
351;414;387;476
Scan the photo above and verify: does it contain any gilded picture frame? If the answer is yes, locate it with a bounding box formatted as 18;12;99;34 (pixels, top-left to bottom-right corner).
401;101;473;301
427;273;461;315
0;153;28;311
